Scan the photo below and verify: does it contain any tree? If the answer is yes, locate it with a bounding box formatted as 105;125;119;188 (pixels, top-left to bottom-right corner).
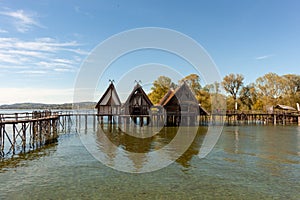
179;74;203;105
148;76;175;104
281;74;300;106
198;89;211;111
205;81;220;94
222;74;244;110
255;72;285;107
179;74;201;94
239;84;257;110
202;81;226;113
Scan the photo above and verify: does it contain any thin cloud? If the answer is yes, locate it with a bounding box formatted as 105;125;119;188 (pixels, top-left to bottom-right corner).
0;65;29;69
0;28;8;33
255;54;274;60
17;70;47;74
74;6;93;18
0;37;87;74
0;9;44;32
54;68;75;72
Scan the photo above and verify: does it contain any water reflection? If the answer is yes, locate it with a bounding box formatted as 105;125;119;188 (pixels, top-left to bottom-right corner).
220;126;300;178
96;124;208;170
255;126;300;176
0;143;57;172
297;127;300;156
234;126;239;154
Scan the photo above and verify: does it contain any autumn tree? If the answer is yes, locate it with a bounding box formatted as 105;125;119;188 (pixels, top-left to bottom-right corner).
281;74;300;106
239;84;257;110
255;72;285;107
148;76;175;104
179;74;203;105
197;81;226;113
179;74;201;95
222;73;244;110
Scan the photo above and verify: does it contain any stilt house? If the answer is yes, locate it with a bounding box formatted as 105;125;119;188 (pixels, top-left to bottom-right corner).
95;82;121;115
159;82;208;126
122;83;153;125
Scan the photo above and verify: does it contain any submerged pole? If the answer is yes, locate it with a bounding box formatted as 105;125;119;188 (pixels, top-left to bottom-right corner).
297;103;300;126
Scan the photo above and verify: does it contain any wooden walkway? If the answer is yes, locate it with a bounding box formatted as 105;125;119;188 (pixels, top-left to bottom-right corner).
1;109;299;158
0;111;62;157
210;110;300;125
90;110;300;126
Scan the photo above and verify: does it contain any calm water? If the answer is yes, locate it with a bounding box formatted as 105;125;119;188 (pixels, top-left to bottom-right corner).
0;121;299;199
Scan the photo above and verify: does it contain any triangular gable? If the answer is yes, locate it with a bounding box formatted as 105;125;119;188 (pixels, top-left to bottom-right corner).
124;83;153;106
160;82;198;106
95;83;121;108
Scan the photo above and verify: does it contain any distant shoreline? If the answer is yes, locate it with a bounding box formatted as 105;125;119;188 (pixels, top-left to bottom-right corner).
0;102;96;110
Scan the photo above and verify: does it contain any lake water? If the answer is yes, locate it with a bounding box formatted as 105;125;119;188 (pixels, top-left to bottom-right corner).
0;119;299;199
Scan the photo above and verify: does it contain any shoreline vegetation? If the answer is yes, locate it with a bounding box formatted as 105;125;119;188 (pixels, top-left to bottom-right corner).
148;72;300;112
1;72;299;112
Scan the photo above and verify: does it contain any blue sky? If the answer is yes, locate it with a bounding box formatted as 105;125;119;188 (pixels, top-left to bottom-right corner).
0;0;299;104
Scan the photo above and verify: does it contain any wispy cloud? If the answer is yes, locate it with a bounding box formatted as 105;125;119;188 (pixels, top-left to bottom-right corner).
0;28;8;33
17;70;47;74
255;54;274;60
0;37;87;74
74;6;92;18
0;9;44;32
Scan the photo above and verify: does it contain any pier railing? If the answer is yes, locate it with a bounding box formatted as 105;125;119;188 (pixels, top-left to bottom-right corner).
0;111;61;123
211;109;300;115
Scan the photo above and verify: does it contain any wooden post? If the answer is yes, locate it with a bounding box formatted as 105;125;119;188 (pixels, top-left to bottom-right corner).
22;122;26;151
0;125;2;151
32;121;36;148
85;114;88;129
140;117;143;127
75;115;78;128
93;115;96;131
108;115;113;124
118;116;121;125
0;124;3;152
12;124;16;154
52;119;57;139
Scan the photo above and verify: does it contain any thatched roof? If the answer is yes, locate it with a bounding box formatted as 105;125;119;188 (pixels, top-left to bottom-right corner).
159;82;209;115
159;82;198;106
95;83;121;108
123;83;153;106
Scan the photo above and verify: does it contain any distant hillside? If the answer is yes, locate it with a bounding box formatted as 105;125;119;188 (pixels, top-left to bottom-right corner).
0;102;97;110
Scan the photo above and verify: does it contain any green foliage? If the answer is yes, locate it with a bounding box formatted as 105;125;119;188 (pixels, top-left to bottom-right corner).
239;84;257;110
198;89;211;111
148;76;176;104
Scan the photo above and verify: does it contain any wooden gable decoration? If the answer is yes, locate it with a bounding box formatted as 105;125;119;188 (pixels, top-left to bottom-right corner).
95;82;121;115
123;83;153;115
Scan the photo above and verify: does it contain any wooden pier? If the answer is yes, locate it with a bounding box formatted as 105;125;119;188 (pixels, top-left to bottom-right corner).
1;108;299;158
0;111;62;157
210;110;300;125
